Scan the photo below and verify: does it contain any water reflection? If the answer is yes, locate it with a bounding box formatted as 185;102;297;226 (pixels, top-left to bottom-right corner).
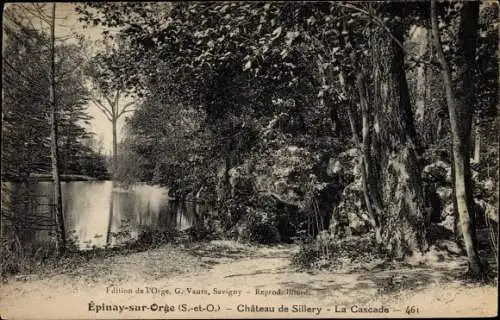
2;181;196;250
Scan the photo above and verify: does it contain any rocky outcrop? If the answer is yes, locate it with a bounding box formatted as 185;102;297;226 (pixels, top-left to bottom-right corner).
327;148;370;237
249;145;319;208
225;145;317;243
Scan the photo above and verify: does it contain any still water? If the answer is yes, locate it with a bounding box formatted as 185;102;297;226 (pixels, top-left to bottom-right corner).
2;181;197;250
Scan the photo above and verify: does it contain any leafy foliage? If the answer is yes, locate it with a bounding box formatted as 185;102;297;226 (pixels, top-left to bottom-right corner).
71;2;499;263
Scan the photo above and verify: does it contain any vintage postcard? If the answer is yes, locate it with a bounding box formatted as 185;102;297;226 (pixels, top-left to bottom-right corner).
1;1;498;318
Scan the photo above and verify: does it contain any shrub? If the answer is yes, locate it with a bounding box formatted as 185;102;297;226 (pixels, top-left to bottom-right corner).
291;239;321;268
247;219;281;244
135;229;180;248
292;233;390;269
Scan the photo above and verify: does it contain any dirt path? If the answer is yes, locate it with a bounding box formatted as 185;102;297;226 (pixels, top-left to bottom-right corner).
1;241;497;318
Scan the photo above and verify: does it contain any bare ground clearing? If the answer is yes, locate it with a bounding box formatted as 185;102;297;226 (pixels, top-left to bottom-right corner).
0;240;497;318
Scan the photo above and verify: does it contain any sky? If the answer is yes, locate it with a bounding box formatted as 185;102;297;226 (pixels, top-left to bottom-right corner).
4;3;130;154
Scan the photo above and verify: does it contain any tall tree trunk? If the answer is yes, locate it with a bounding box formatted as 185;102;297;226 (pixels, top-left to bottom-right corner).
49;3;66;256
355;73;382;244
112;117;118;182
430;0;484;277
105;189;114;246
473;120;481;164
436;117;443;141
339;26;385;244
341;21;426;256
372;22;428;258
336;70;381;242
414;27;428;123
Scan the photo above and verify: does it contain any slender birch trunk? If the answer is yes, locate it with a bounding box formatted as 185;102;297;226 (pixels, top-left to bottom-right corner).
430;0;484;277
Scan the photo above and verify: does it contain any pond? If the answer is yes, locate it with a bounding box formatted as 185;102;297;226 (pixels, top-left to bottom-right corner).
1;181;198;250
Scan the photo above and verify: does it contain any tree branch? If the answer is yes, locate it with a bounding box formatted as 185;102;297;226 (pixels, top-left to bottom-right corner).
117;100;136;118
114;89;121;111
2;58;47;90
104;95;116;117
336;2;439;71
91;98;113;121
18;4;52;24
335;3;404;50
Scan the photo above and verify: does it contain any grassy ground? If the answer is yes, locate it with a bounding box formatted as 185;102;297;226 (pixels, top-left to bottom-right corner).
0;240;497;318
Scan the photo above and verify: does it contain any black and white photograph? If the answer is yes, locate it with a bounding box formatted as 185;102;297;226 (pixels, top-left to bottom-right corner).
1;1;498;318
